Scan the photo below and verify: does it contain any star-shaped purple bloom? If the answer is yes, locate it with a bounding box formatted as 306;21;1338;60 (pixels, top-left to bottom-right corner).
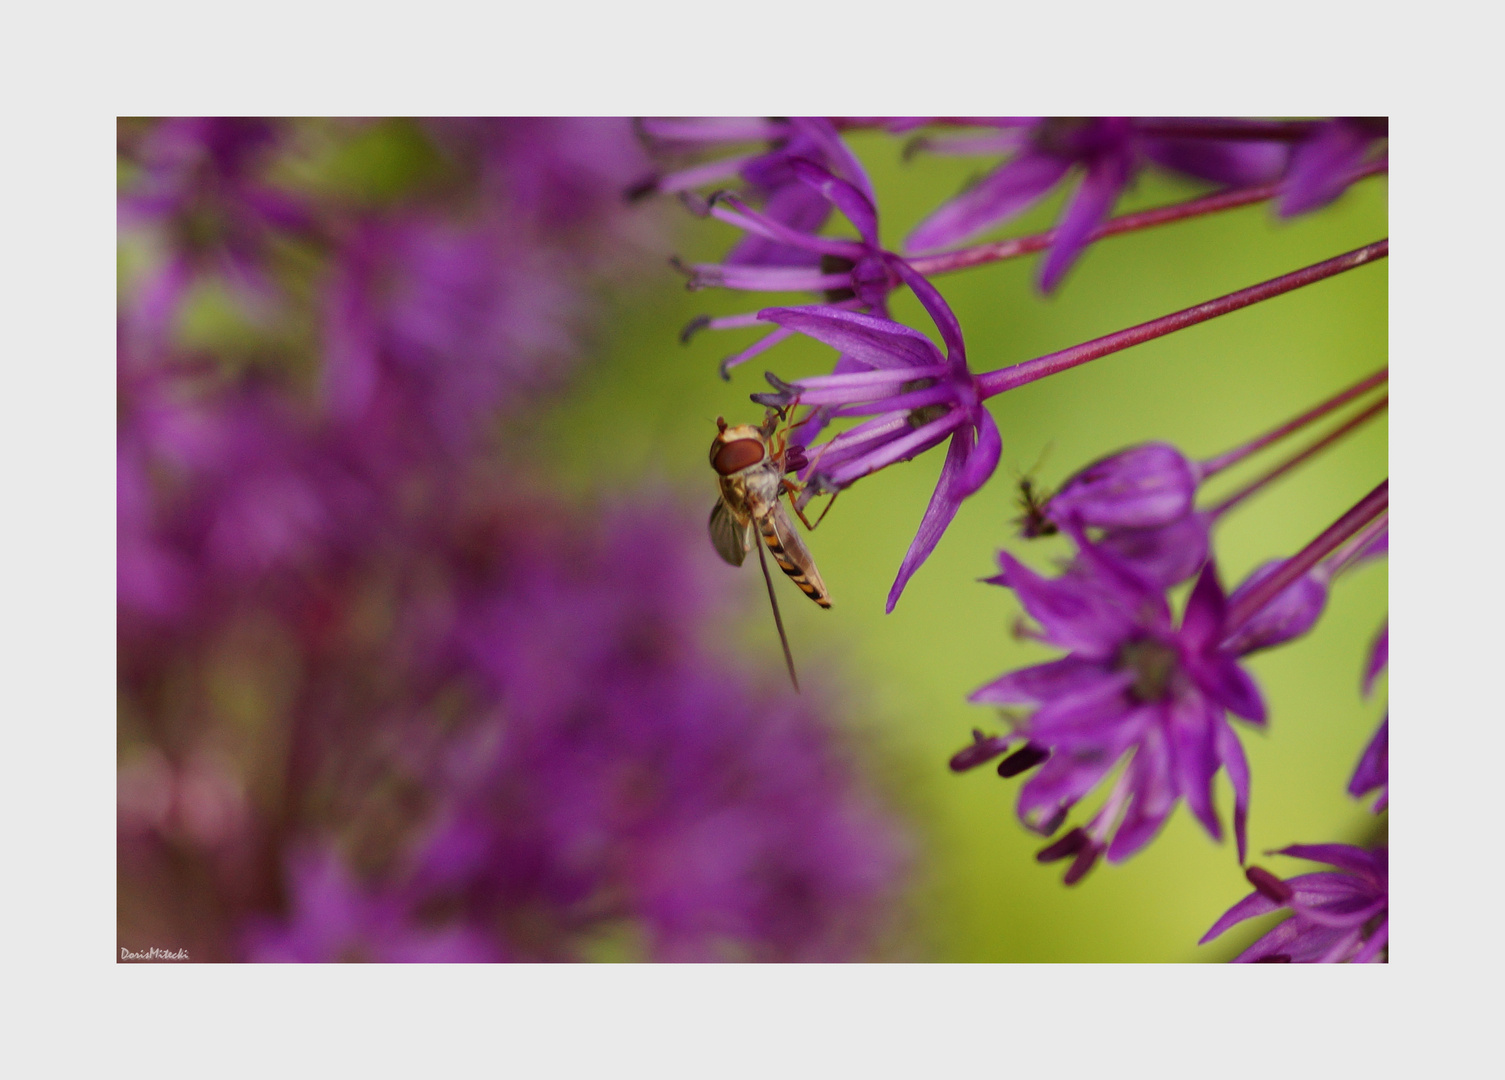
905;118;1290;292
1201;844;1388;962
756;261;1001;611
967;524;1266;877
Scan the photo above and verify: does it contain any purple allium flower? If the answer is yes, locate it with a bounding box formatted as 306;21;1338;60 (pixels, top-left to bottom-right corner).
322;212;585;454
1200;844;1388;962
757;261;1001;611
967;526;1266;877
637;117;874;268
118;117;313;343
1279;118;1388;218
905;118;1289;291
243;846;506;962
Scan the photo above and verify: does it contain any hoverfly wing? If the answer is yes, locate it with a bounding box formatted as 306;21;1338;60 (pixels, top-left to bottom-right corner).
709;499;752;567
760;498;832;608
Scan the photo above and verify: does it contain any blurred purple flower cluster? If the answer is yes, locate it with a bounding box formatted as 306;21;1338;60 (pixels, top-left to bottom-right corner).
647;117;1386;960
118;118;907;962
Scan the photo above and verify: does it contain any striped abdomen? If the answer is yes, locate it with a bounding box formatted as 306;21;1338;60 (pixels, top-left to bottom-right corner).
757;514;832;608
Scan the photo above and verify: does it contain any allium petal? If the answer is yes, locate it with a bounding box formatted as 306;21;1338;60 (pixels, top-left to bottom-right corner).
1179;561;1229;653
1277;843;1386;880
1025;673;1141;745
885;424;973;613
1106;726;1177;861
891;259;966;364
1200;886;1284;944
1224;560;1330;656
789;159;880;249
786;117;877;203
1169;695;1223;842
1280;120;1377;217
993;550;1136;658
1096;514;1210;588
954;406;1002;497
905;148;1072;253
758;306;941;370
1363;621;1388;695
1017;745;1129;826
726;182;832;268
1141;137;1289;186
1047;443;1199;531
969;655;1111;705
1038;148;1133;293
1347;715;1388;809
1194;656;1267;725
1214;717;1251;863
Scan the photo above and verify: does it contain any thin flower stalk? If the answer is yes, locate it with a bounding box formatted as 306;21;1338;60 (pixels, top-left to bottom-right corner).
908;158;1387;280
1223;480;1389;634
976;240;1389;399
1207;395;1388;519
1199;366;1387;477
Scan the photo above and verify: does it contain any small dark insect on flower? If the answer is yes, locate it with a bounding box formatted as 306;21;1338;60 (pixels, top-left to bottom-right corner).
1014;476;1058;538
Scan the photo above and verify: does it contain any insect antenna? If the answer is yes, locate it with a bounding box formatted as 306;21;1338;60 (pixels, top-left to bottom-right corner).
755;537;800;692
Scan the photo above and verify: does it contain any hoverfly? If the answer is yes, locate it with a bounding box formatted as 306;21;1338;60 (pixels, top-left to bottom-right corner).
709;410;830;691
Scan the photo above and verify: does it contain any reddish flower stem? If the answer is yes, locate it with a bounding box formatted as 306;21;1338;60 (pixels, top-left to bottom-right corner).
1200;367;1388;477
1208;395;1388;519
907;159;1387;279
1324;511;1389;577
976;240;1389;399
1223;480;1389;635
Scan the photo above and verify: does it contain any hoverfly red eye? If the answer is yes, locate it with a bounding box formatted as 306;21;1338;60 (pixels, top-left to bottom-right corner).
711;438;766;475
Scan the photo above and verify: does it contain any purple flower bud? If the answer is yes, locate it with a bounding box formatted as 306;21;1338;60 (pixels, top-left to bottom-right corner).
1046;443;1200;531
1222;559;1330;656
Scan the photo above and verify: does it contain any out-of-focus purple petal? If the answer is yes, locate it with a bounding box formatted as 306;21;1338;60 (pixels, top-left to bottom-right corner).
1024;673;1140;744
1196;657;1267;725
1214;718;1251;863
1017;743;1130;828
1179;561;1229;653
969;656;1116;705
1277;843;1386;881
758;306;941;370
993;550;1136;658
1169;695;1222;842
1141;137;1289;186
1199;886;1283;943
1223;560;1330;656
1363;621;1388;695
1347;715;1388;811
1047;442;1200;531
905;148;1071;253
1279;119;1381;217
1106;727;1176;861
1096;513;1210;588
1038;148;1133;293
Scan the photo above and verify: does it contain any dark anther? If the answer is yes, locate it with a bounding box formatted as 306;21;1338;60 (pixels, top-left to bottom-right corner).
819;254;856;303
677;191;713;218
949;730;1011;773
1253;954;1293;963
783;446;809;475
1245;866;1294;905
717;356;738;382
1037;807;1068;837
1062;843;1102;886
623;175;659;203
750;390;788;409
900;136;930;162
680;315;711;345
1036;827;1088;864
997;742;1050;778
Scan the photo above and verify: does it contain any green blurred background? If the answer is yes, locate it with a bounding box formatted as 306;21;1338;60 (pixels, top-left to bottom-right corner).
526;130;1388;962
